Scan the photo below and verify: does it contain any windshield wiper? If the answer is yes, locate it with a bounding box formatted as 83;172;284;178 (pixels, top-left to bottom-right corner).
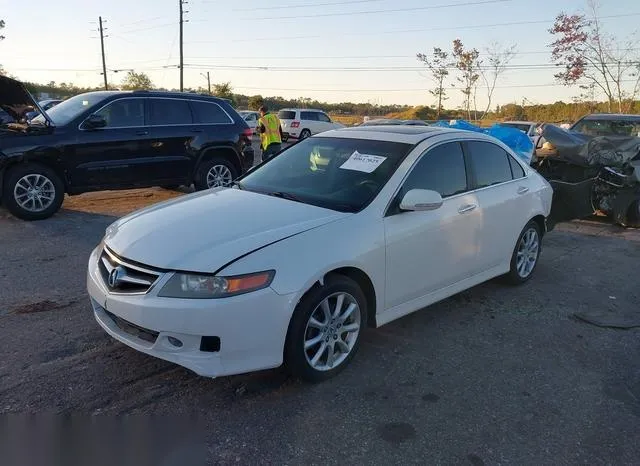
266;191;303;202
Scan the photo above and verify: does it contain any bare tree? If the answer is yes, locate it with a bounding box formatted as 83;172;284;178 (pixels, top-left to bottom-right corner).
479;43;517;119
452;39;481;120
549;0;640;112
417;47;451;119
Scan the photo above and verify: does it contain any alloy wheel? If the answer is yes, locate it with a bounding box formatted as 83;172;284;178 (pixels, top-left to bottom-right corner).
13;174;56;213
303;292;361;371
206;165;233;188
516;227;539;278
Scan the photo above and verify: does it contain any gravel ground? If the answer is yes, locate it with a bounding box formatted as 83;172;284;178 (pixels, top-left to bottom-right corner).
1;176;639;464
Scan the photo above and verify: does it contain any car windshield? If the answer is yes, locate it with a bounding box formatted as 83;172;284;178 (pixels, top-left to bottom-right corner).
31;93;110;126
571;118;640;137
237;137;413;212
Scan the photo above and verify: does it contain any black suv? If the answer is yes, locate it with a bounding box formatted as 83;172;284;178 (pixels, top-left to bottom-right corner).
0;76;254;220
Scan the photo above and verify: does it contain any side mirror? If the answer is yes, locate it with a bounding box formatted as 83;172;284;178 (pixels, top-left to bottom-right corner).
399;189;443;212
83;114;107;130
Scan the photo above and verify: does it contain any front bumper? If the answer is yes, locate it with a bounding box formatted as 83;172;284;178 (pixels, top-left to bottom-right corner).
87;245;297;378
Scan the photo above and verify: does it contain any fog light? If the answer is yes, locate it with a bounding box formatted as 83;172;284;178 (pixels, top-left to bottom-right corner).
168;336;183;348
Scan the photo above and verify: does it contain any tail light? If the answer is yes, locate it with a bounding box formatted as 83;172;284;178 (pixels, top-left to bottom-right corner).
291;121;300;128
242;128;253;138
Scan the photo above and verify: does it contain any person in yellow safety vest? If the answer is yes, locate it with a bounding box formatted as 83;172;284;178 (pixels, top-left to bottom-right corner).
257;105;283;162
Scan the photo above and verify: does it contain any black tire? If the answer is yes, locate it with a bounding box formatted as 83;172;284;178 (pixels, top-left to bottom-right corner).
505;220;542;285
299;129;311;140
194;157;238;191
2;163;64;221
282;135;289;142
625;199;640;228
285;275;368;383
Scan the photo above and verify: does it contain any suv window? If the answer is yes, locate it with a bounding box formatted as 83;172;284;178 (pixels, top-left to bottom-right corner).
278;110;296;120
466;141;513;188
317;112;331;123
572;118;640;137
149;98;193;126
400;142;468;199
95;98;145;128
301;111;319;121
190;100;232;124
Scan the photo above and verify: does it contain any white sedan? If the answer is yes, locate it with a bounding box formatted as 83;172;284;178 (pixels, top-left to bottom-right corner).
87;126;553;382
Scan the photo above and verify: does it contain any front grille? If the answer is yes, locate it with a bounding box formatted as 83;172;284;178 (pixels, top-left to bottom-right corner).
105;310;159;344
98;247;161;294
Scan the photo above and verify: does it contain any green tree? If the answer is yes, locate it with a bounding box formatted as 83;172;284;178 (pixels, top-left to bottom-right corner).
452;39;481;120
248;95;264;110
120;71;154;90
213;82;234;99
417;47;451;119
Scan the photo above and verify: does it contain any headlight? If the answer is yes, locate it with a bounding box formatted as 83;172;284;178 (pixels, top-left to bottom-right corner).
158;270;275;299
542;141;556;151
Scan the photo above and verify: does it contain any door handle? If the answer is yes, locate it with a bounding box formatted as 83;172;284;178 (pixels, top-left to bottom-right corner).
517;186;530;195
136;130;149;136
458;204;477;214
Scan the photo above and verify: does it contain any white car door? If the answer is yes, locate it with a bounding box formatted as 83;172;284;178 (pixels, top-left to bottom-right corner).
299;111;319;135
317;112;337;133
383;141;483;310
464;140;535;271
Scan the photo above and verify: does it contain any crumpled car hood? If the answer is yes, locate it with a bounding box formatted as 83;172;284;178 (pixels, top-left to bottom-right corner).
104;187;349;273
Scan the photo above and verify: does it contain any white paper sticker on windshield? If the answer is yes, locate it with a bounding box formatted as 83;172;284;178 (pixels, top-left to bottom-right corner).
339;151;387;173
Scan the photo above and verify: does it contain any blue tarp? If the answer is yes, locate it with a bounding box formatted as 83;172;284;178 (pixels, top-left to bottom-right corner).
432;119;534;164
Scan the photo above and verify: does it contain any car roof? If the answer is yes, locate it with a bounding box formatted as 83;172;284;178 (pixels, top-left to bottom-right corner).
503;120;536;125
315;125;481;144
278;108;324;112
580;113;640;121
83;90;230;103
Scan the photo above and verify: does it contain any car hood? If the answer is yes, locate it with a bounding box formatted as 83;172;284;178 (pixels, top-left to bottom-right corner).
0;76;52;125
104;187;349;273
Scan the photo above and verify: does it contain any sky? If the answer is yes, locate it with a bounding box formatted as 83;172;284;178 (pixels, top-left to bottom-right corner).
1;0;639;108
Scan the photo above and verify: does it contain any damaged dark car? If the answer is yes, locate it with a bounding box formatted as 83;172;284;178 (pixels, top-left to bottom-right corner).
532;120;640;228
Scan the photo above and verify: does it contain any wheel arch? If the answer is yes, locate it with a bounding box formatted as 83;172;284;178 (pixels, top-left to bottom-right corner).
2;156;68;193
193;145;242;180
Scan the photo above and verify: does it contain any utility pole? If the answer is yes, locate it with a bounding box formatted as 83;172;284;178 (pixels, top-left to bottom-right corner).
201;72;211;94
179;0;187;92
99;17;108;90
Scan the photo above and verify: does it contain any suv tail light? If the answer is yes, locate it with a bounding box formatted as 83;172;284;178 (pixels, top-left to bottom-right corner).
291;121;300;128
242;128;253;138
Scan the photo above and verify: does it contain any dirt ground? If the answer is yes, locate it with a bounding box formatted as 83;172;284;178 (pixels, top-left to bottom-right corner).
1;188;639;465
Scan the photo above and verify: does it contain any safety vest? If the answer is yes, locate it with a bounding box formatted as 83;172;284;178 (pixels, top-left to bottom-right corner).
259;113;282;150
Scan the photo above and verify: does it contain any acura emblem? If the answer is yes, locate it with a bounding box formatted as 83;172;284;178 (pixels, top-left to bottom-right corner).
108;266;124;288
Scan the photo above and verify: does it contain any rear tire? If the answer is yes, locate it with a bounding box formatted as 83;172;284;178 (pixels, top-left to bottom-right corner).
625;200;640;228
194;157;238;191
285;275;367;383
299;129;311;140
2;163;64;221
505;220;542;285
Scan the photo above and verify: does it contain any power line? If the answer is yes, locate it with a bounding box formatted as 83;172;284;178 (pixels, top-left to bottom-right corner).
118;22;175;35
233;0;384;11
187;13;640;44
193;0;511;22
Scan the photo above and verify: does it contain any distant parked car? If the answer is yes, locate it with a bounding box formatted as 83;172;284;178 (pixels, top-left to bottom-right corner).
278;108;344;141
238;110;260;134
0;76;254;221
499;121;540;141
25;99;63;121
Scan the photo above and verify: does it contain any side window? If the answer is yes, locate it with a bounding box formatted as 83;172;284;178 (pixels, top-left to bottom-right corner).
318;112;331;123
466;141;513;188
190;101;232;124
508;155;525;179
400;142;467;199
301;111;317;121
95;99;144;128
149;99;193;126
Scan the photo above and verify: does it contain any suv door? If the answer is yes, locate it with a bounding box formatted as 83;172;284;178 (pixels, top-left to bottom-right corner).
145;98;196;185
300;111;319;135
69;97;153;188
464;140;532;271
316;111;336;133
383;141;482;310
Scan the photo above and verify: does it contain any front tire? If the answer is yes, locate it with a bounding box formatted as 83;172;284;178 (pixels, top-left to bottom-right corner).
2;163;64;221
285;275;367;382
506;220;542;285
194;157;238;191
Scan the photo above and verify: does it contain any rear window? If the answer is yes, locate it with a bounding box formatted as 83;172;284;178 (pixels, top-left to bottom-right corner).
466;141;513;188
149;98;193;125
190;101;233;124
278;111;296;120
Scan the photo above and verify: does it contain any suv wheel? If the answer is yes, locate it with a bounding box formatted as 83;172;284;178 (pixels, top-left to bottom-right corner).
2;163;65;220
195;157;238;191
299;129;311;140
